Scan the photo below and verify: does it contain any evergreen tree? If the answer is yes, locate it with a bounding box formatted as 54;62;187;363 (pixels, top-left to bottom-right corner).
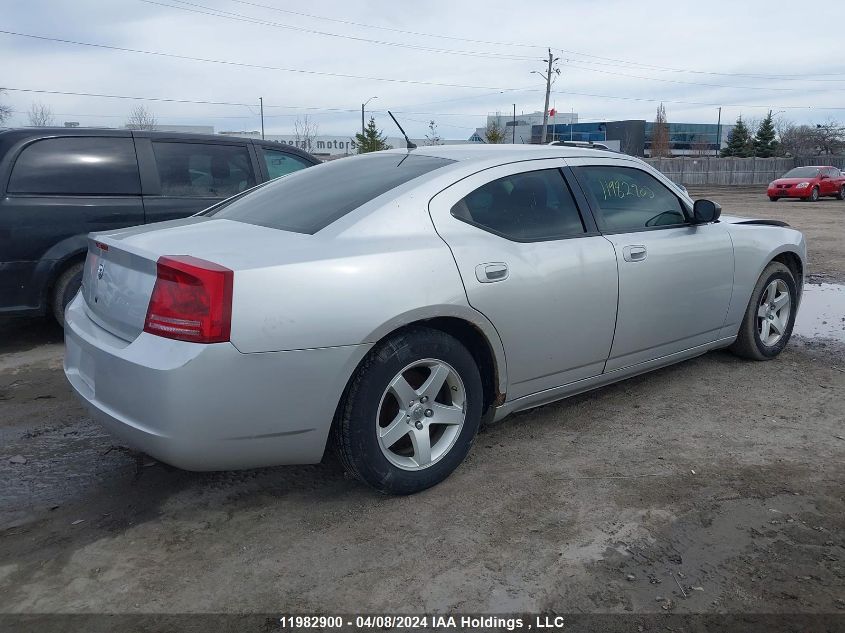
753;111;778;157
355;116;391;153
721;116;753;157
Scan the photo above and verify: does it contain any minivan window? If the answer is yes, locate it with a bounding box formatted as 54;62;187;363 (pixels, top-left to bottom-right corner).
574;165;686;232
207;153;454;234
451;169;585;241
261;148;313;180
8;137;141;195
152;141;256;197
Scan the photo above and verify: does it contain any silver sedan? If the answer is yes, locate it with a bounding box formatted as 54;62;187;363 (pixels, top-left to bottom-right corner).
64;145;806;494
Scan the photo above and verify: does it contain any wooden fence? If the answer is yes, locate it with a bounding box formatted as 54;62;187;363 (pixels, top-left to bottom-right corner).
643;156;845;186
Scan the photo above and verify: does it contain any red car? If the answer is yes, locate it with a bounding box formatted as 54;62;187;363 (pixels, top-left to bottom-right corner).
768;166;845;202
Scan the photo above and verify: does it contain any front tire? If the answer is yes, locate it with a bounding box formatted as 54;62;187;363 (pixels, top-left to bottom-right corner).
768;196;778;202
836;185;845;200
803;186;819;202
51;262;84;326
334;326;483;494
729;262;797;360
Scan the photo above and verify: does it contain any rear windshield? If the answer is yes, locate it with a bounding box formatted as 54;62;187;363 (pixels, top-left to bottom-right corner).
782;167;820;178
206;153;454;234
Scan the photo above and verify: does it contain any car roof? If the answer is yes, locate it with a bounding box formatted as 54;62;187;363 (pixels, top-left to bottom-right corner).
0;127;318;162
381;143;623;163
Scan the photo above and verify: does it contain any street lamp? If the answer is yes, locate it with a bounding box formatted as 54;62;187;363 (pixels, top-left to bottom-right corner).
362;96;378;137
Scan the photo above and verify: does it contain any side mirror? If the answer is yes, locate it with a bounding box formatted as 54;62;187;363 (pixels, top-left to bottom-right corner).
693;199;721;223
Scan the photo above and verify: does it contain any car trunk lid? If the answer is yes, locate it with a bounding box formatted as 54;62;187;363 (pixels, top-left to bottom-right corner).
81;216;315;342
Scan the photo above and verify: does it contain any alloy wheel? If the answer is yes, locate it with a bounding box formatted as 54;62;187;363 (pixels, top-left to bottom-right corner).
757;279;791;346
376;359;466;470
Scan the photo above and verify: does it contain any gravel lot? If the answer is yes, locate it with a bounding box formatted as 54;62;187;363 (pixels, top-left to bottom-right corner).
0;187;843;622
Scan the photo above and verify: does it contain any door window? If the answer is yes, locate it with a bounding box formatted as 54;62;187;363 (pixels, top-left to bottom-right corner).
261;148;312;180
152;142;256;197
450;169;586;241
8;137;141;195
574;165;687;232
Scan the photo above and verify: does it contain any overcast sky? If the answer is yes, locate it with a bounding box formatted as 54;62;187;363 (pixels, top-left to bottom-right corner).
2;0;843;139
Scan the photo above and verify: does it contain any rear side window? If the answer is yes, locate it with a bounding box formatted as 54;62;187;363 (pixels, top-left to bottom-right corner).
207;153;454;234
8;137;141;195
450;169;586;241
574;165;686;232
152;141;256;197
261;148;313;180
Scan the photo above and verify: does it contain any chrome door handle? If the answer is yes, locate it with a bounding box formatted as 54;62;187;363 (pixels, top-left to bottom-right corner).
622;245;647;262
475;262;509;283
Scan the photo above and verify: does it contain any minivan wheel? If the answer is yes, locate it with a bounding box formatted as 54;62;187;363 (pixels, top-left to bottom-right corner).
729;262;797;361
51;261;84;326
334;326;483;494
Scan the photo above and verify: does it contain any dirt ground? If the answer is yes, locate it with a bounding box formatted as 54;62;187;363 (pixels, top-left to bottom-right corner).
0;187;843;625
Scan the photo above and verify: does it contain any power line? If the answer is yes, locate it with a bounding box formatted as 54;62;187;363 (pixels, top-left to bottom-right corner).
561;56;845;83
8;85;845;117
0;30;529;91
224;0;542;49
216;0;845;81
140;0;538;61
564;63;845;93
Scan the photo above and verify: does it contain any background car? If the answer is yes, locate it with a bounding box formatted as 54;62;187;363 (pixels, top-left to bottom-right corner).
64;145;806;494
0;128;319;323
767;165;845;202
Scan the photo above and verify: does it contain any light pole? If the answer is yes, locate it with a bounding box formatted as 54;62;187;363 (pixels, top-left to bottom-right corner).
362;96;377;137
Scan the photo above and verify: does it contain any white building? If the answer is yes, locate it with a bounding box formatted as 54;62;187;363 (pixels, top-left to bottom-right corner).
471;111;578;144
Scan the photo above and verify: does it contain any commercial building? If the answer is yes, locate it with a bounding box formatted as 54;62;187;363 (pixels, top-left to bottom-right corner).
471;111;578;145
219;130;476;157
530;120;734;156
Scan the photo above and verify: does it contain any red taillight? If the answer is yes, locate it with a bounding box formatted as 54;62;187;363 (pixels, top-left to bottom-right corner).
143;255;233;343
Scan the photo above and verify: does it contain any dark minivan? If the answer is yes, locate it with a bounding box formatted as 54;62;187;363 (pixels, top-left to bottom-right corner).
0;128;319;323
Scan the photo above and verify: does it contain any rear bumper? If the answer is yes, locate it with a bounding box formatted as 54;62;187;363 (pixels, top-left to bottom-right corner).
63;294;371;470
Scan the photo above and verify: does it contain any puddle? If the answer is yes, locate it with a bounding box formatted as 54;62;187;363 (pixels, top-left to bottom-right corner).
794;283;845;342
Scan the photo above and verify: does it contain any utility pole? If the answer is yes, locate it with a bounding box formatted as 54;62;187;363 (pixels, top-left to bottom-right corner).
259;97;264;140
362;96;378;138
715;106;722;156
532;49;560;144
512;104;516;144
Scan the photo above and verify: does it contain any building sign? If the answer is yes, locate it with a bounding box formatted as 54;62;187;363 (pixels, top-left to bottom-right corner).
269;136;358;155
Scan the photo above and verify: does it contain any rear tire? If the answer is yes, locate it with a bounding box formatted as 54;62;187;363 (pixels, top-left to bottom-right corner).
729;262;797;361
51;262;84;326
334;326;483;495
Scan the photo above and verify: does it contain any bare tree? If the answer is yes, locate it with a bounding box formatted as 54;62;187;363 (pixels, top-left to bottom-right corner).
814;120;844;155
650;103;671;158
0;88;12;125
484;118;506;144
293;115;319;152
125;105;158;130
424;120;443;146
27;102;54;127
777;121;844;157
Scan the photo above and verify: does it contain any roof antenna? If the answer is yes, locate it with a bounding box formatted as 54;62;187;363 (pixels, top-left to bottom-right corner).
388;110;416;149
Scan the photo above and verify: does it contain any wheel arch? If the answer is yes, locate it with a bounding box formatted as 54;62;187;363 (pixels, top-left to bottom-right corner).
771;250;803;298
333;310;508;432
